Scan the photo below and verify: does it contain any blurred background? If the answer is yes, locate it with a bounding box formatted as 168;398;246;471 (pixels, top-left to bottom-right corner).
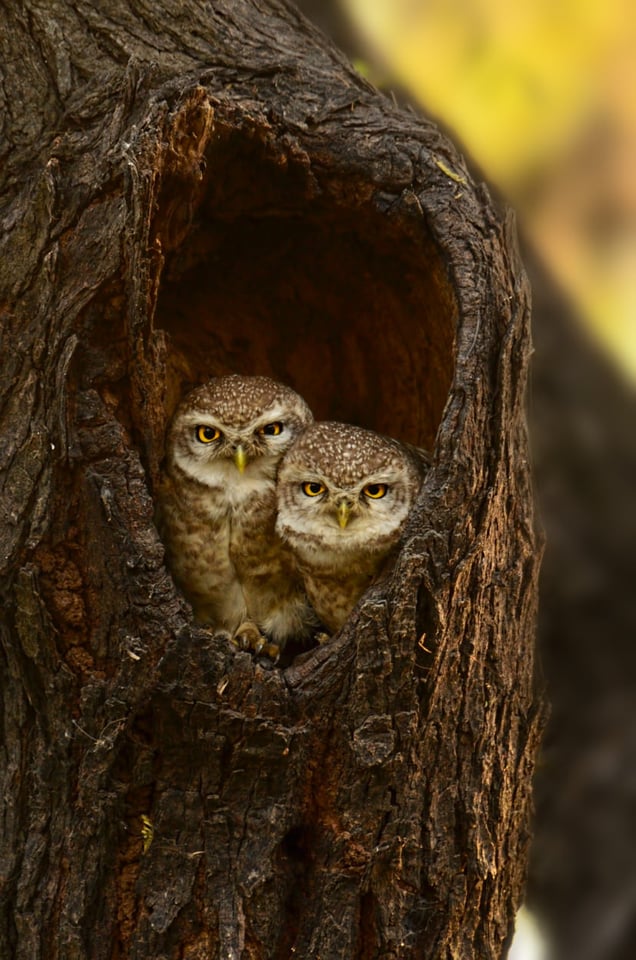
294;3;636;958
346;0;636;380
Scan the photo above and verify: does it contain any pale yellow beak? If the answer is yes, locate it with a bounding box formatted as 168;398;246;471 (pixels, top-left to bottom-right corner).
233;444;248;473
337;502;351;529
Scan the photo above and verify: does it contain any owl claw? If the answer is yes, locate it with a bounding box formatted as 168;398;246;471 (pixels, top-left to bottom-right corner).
234;621;262;649
254;636;281;660
232;620;281;663
259;641;281;664
232;622;281;663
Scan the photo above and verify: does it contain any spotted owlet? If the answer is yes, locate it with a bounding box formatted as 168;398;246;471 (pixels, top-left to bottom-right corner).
275;421;428;634
156;374;318;656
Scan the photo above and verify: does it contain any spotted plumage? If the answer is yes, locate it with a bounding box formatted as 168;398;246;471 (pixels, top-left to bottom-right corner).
156;374;318;654
276;421;427;633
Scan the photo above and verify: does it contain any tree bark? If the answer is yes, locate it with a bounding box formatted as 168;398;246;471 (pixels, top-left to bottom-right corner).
0;2;541;958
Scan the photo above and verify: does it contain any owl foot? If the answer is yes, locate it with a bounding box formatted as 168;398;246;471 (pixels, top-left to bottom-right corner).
232;621;260;651
233;621;281;663
255;639;282;663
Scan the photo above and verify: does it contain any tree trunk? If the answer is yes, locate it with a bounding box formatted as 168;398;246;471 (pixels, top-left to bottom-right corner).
0;2;541;957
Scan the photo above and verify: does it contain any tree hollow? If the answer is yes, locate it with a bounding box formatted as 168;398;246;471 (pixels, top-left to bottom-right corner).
0;4;541;958
154;110;455;452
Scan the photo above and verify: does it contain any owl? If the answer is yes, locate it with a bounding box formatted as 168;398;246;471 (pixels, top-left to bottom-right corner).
275;421;427;634
156;374;318;656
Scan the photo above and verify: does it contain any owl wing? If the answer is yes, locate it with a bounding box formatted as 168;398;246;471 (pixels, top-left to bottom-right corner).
402;441;432;476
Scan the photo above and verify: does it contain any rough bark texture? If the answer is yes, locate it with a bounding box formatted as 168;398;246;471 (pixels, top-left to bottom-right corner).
0;2;541;958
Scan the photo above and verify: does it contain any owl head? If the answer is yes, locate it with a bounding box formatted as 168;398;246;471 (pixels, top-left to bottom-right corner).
166;375;313;487
275;421;424;562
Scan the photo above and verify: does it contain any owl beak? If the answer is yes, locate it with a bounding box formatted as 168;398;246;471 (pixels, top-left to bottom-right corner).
233;445;248;473
337;502;351;529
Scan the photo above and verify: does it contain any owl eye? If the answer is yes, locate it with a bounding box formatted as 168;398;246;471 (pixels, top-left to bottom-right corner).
258;422;283;437
196;425;222;444
363;483;388;499
302;481;326;497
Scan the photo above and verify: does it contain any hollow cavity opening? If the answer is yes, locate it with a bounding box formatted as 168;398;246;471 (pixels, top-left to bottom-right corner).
153;119;457;452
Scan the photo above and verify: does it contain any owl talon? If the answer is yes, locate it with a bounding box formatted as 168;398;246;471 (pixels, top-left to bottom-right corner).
232;622;283;662
257;641;281;664
233;621;265;653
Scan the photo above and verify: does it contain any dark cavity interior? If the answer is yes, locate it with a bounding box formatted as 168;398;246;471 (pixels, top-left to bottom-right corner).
153;118;457;451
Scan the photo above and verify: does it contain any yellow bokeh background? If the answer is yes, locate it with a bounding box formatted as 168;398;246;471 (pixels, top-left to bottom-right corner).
345;0;636;378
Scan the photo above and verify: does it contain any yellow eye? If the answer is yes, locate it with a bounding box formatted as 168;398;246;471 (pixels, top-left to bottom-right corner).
302;481;326;497
258;422;283;437
363;483;388;499
196;425;221;444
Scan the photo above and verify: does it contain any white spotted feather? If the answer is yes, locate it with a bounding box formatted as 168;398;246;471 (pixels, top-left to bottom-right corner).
156;375;318;651
276;421;427;633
